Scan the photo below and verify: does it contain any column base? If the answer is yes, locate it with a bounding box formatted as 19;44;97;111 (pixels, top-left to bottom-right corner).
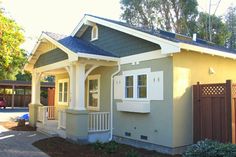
66;109;88;143
29;103;43;127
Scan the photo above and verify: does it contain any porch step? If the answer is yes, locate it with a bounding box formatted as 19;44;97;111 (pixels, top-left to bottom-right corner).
36;122;58;137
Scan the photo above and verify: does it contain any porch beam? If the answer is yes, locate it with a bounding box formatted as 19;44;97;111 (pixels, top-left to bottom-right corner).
78;58;117;66
34;60;71;73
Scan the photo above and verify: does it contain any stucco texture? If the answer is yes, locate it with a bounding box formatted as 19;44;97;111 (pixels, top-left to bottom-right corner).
172;50;236;147
113;57;174;147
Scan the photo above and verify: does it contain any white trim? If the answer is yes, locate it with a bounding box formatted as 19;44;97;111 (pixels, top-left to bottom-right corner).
180;43;236;60
71;15;180;54
91;25;98;41
87;74;101;111
76;52;119;62
85;65;99;80
34;60;71;73
120;50;168;65
58;79;69;105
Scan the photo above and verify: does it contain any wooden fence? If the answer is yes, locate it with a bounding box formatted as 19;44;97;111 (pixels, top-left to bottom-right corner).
193;80;236;143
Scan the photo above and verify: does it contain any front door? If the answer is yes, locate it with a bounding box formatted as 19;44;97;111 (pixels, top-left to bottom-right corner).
87;75;100;111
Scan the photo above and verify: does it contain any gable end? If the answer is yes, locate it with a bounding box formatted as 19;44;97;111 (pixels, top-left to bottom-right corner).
34;48;68;68
79;25;161;57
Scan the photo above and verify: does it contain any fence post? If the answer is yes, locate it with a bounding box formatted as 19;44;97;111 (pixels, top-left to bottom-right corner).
226;80;232;143
193;82;200;143
58;110;61;129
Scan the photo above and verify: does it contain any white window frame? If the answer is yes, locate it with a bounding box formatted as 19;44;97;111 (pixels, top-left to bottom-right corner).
87;75;100;111
58;79;69;105
123;68;150;101
91;25;98;41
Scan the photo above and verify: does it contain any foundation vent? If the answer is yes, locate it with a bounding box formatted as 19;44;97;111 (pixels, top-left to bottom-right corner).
125;132;131;137
140;135;148;140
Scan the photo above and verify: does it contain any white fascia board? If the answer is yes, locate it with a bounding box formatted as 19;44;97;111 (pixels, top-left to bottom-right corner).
120;50;169;65
180;43;236;59
71;15;180;54
34;60;71;73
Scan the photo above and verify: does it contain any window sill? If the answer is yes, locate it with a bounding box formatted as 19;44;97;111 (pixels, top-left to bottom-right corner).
91;38;98;42
116;100;150;113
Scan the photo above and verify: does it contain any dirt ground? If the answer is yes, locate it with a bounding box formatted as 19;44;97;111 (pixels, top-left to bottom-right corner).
33;137;182;157
0;121;36;131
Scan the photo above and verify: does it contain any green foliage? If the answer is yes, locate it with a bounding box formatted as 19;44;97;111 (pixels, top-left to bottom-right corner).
197;12;230;46
225;6;236;49
93;141;105;151
125;149;140;157
104;141;119;154
15;71;32;81
120;0;199;35
0;7;27;80
183;139;236;157
92;141;119;154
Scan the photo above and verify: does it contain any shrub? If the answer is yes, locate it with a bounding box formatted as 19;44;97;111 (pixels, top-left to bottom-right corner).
104;141;119;154
92;141;104;150
125;149;140;157
183;139;236;157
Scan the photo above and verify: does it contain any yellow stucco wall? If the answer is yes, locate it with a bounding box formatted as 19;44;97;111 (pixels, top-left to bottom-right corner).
172;50;236;147
54;73;69;119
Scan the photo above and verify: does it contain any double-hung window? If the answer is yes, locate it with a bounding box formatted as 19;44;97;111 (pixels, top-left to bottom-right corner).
87;75;100;111
124;73;147;99
58;79;69;104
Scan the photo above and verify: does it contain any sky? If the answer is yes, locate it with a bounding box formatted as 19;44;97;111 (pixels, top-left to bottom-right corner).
1;0;236;53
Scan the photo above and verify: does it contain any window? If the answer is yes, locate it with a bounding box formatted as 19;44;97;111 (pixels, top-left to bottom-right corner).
87;75;100;110
91;25;98;41
123;70;148;100
137;75;147;98
58;79;69;104
125;76;133;98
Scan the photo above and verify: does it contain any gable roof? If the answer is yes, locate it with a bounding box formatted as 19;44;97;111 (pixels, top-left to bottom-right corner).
72;14;236;59
44;32;118;58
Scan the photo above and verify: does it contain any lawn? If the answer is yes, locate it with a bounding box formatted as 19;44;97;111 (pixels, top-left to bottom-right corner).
33;137;182;157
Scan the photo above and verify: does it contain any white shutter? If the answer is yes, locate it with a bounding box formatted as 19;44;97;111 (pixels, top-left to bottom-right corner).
148;71;163;100
114;75;124;99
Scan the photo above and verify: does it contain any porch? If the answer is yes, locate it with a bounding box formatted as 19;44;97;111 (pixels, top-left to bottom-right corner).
36;103;111;142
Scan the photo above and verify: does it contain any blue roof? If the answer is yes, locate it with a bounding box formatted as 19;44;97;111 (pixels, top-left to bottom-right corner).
85;14;236;55
44;32;118;58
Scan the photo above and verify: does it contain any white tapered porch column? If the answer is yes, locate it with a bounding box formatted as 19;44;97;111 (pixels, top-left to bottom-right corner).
29;71;42;127
67;64;76;109
75;63;86;110
66;62;88;141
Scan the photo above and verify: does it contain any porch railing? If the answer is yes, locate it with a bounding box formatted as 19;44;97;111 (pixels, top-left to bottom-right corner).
58;110;66;129
88;112;110;132
37;106;55;125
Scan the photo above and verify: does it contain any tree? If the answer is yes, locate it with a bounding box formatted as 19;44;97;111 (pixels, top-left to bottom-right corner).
0;8;27;80
120;0;198;35
225;6;236;49
197;12;230;46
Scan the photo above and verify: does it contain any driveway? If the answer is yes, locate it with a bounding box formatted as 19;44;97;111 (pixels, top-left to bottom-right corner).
0;108;28;122
0;108;50;157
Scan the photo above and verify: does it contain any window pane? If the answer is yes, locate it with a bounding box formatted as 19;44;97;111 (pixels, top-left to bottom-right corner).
89;79;98;107
64;82;68;102
59;83;63;102
138;75;147;98
125;76;133;98
126;76;133;86
138;87;147;98
59;83;63;92
138;75;147;86
126;87;133;98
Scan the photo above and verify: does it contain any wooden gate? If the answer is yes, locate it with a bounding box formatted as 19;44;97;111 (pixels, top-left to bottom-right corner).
193;80;236;143
47;88;55;119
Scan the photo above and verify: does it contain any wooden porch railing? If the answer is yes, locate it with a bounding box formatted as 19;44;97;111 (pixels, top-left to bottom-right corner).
58;110;66;129
88;112;110;132
37;106;55;125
